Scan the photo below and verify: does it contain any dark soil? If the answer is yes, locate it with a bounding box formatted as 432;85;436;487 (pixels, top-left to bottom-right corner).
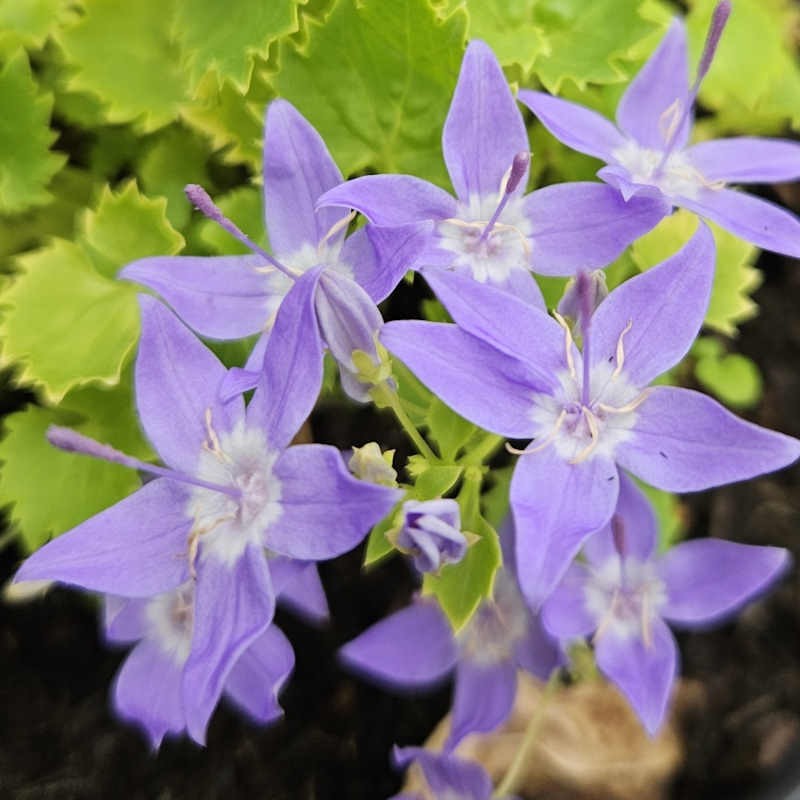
1;219;800;800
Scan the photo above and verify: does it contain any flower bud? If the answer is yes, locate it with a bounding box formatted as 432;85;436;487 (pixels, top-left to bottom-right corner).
349;443;398;487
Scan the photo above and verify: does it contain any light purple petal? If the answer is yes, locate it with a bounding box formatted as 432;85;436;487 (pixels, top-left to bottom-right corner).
120;255;271;340
270;557;330;624
678;188;800;258
339;600;458;689
590;224;715;387
113;640;185;749
541;563;596;640
518;90;625;162
393;747;493;800
339;226;393;304
363;222;435;302
136;296;244;472
268;444;400;560
316;175;456;226
513;611;563;680
616;20;690;150
511;449;619;608
658;540;791;628
687;137;800;184
444;40;529;202
381;321;540;438
583;472;658;564
224;624;294;724
617;386;800;493
15;479;190;597
246;267;323;450
594;618;678;736
263;99;346;255
523;183;668;277
104;596;147;644
447;658;517;750
491;266;548;307
182;545;275;744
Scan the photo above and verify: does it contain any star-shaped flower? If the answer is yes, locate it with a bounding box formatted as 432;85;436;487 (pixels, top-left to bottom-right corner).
381;224;800;608
121;100;389;401
16;296;399;743
519;3;800;258
542;473;791;734
317;40;668;306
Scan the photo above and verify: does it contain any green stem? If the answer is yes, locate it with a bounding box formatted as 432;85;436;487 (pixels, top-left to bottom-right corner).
372;384;438;462
493;670;561;798
461;433;504;466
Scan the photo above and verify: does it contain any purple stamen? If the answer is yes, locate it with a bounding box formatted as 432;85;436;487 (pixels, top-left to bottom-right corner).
47;426;243;500
185;184;297;283
576;271;593;408
479;151;530;242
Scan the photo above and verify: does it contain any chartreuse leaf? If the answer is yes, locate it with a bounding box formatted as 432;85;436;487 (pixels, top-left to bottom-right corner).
173;0;300;93
196;186;267;254
0;375;150;552
364;508;400;567
0;49;65;213
56;0;188;132
0;0;69;52
0;182;184;402
276;0;467;187
688;0;800;133
691;337;763;410
630;210;761;337
531;0;661;92
425;397;478;461
423;467;501;629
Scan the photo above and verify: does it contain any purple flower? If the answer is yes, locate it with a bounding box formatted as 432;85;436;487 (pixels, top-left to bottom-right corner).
390;746;504;800
390;499;470;574
380;224;800;609
120;99;389;401
519;3;800;258
16;296;399;743
542;473;791;734
104;586;293;748
317;40;667;306
340;564;560;750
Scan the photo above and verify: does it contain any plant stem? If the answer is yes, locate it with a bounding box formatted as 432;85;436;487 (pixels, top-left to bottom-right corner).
372;384;438;462
461;433;504;466
493;670;561;798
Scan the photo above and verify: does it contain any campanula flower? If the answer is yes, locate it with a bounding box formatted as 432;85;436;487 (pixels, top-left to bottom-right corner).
381;225;800;608
121;100;389;401
519;2;800;258
103;586;293;748
317;40;667;306
16;296;399;743
542;474;791;734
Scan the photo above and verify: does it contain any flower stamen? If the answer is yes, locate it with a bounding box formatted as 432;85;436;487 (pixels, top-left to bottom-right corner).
506;409;567;456
553;311;578;380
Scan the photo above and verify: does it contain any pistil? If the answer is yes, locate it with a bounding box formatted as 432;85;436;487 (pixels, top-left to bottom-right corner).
478;151;530;243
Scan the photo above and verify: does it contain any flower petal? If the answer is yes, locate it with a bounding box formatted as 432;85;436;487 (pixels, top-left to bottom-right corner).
447;658;517;750
113;640;185;749
523;183;668;277
339;226;396;304
518;90;625;161
381;321;541;438
590;223;715;387
263;99;347;255
594;618;678;736
393;747;493;800
443;40;529;202
365;222;435;301
687;137;800;184
104;596;147;644
678;188;800;258
617;386;800;492
182;545;275;745
658;540;791;627
270;557;330;624
136;296;244;472
339;600;458;689
513;611;563;680
316;175;456;226
268;444;400;560
120;255;274;340
541;563;596;640
616;20;690;151
15;479;190;597
511;449;619;608
583;472;658;564
246;267;324;450
224;624;294;724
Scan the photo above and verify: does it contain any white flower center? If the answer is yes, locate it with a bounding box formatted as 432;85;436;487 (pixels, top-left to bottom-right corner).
146;584;194;666
584;556;666;642
186;421;282;566
610;140;715;201
435;193;532;284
